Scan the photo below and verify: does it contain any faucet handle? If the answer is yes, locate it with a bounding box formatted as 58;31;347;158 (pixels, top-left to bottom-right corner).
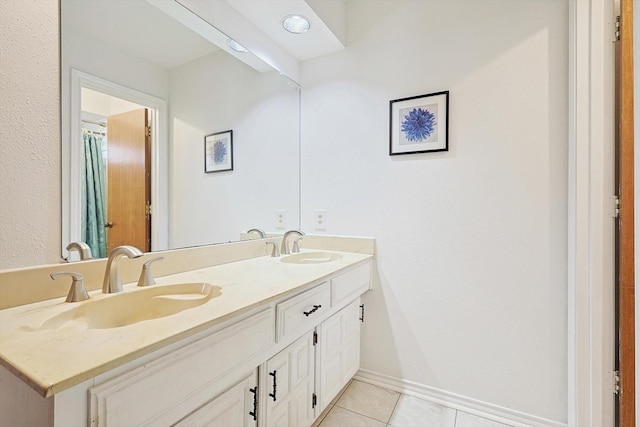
50;271;90;302
292;237;303;253
137;256;164;287
266;241;280;257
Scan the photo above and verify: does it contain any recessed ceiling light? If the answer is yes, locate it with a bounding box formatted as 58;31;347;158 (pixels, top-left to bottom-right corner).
227;38;248;52
282;15;310;34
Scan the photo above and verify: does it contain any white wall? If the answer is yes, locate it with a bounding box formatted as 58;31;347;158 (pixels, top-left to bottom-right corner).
0;0;60;269
61;27;169;103
301;0;568;423
168;51;299;247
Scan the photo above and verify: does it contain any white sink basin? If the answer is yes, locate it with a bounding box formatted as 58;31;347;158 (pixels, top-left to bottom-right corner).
39;283;220;330
280;251;343;265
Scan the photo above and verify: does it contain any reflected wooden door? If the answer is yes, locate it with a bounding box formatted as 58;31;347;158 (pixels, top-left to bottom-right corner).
106;108;151;252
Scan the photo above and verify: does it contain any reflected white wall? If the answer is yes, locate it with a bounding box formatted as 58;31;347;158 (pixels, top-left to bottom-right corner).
169;50;299;247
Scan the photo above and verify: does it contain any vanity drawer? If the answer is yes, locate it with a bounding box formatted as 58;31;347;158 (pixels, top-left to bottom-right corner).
331;262;371;307
276;284;330;343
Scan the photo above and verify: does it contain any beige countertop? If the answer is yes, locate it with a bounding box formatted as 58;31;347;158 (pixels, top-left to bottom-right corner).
0;250;372;398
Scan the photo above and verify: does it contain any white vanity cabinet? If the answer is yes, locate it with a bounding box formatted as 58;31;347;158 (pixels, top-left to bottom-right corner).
261;259;370;426
265;299;363;427
0;259;372;427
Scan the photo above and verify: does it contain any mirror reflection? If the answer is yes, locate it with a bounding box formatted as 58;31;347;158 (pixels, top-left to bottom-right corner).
61;0;300;260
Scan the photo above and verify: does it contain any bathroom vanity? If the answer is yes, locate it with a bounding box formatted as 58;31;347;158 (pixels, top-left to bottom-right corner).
0;236;373;427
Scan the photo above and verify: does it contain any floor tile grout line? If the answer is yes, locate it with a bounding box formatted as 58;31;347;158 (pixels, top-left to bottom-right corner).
385;390;402;425
333;379;402;424
331;404;395;425
323;381;516;427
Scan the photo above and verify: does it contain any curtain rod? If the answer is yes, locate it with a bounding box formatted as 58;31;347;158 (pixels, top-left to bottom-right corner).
82;128;106;136
81;119;106;127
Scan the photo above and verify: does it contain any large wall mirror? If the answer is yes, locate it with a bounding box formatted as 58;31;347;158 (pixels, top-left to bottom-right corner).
61;0;300;260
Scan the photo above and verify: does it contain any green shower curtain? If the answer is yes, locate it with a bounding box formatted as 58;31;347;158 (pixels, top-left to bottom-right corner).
82;132;107;258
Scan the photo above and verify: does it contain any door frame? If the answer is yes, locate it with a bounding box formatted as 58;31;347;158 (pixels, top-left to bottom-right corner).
568;0;617;425
635;0;640;419
63;69;168;255
617;0;635;423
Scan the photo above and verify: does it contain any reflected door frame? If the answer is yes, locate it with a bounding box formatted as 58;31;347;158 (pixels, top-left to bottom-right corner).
63;69;168;257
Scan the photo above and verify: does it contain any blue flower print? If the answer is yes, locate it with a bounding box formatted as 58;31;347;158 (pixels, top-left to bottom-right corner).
214;140;227;164
401;107;436;142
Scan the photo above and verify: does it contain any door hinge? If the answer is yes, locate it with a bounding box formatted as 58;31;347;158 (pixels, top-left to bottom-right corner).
312;393;317;408
359;304;365;322
613;370;620;395
610;196;620;218
145;201;152;217
313;331;318;346
145;125;151;137
615;16;621;41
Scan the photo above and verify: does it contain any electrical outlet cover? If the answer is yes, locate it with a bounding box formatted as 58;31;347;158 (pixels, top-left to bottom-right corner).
314;209;327;231
275;209;287;229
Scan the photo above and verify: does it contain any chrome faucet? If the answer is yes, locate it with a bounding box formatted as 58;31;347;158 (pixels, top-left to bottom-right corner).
102;245;143;293
247;228;266;238
281;229;304;255
66;241;92;261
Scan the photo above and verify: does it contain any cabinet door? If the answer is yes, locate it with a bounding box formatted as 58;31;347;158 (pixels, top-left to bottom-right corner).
175;370;258;427
318;300;361;411
265;331;315;427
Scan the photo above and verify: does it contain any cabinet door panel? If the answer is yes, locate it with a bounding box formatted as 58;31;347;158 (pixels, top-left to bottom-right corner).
175;371;257;427
266;332;315;427
318;300;361;411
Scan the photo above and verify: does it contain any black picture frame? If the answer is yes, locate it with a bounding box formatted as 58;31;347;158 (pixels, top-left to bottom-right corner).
389;90;449;155
204;130;233;173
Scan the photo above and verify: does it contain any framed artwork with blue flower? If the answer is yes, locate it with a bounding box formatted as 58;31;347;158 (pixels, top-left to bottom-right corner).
205;130;233;173
389;91;449;155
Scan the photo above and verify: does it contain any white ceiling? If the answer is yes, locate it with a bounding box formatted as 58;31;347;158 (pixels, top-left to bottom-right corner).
62;0;218;70
62;0;346;73
224;0;346;61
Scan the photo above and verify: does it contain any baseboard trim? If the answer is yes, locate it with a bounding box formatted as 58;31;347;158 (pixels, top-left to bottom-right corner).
353;369;567;427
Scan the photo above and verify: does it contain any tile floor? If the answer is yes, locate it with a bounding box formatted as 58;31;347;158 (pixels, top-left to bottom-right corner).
312;380;514;427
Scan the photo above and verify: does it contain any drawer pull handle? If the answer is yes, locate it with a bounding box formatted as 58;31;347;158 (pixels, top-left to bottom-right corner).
303;304;322;317
269;370;277;401
359;304;365;322
249;387;258;420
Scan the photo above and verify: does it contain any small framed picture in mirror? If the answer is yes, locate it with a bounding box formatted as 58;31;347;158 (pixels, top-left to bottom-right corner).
205;130;233;173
